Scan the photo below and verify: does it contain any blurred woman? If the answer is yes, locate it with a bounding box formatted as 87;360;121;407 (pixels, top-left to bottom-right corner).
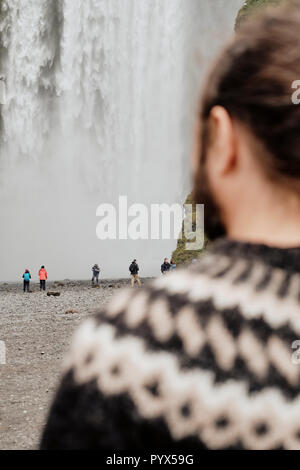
41;3;300;450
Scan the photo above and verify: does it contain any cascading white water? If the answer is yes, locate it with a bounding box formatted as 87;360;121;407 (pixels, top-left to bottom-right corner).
0;0;243;281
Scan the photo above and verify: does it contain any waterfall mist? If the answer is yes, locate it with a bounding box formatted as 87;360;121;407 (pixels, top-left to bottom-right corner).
0;0;243;281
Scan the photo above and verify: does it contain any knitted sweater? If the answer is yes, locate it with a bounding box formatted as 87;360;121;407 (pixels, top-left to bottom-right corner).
41;239;300;450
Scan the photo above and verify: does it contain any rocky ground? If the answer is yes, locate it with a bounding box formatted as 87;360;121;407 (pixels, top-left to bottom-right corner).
0;278;150;450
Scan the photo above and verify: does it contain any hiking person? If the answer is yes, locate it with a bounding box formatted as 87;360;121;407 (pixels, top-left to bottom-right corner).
129;259;141;287
161;258;171;274
38;265;48;291
22;269;31;292
41;3;300;450
91;264;100;285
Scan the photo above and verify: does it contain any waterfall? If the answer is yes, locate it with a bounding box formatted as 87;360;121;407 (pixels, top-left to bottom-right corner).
0;0;243;281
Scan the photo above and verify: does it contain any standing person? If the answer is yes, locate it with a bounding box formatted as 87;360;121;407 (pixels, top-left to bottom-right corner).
129;259;141;287
38;265;48;291
22;269;31;292
161;258;171;275
170;259;177;271
91;264;100;285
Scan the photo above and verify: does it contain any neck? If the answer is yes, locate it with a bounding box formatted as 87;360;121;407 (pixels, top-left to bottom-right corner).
226;187;300;248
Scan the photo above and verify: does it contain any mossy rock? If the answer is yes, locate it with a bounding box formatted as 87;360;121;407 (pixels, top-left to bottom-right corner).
171;194;208;266
235;0;283;29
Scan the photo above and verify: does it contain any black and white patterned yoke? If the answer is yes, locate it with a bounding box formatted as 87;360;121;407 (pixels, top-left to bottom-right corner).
41;239;300;450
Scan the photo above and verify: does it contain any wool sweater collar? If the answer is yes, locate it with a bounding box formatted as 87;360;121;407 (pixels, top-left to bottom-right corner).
210;238;300;273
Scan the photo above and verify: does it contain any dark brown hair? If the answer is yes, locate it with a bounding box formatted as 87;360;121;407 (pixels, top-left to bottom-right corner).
198;0;300;185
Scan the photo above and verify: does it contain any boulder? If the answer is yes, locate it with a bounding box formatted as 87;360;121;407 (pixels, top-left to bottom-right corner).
47;291;61;297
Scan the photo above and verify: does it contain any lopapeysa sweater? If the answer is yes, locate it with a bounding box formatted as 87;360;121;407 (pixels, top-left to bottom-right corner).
41;238;300;450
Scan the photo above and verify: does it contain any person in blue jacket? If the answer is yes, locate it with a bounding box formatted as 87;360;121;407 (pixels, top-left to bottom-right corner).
23;269;31;292
170;260;177;271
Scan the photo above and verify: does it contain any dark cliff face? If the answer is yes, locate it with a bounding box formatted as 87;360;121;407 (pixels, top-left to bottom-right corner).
235;0;283;30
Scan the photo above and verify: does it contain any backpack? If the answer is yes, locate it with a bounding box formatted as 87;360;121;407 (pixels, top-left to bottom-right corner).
24;272;30;282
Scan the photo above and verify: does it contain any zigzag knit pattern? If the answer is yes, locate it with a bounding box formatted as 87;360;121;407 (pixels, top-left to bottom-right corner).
41;239;300;450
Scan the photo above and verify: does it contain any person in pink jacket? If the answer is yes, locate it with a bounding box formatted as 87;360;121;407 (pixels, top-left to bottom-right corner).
38;265;48;291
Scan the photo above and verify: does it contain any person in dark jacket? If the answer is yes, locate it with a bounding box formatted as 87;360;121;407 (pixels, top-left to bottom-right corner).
91;264;100;285
22;269;31;292
161;258;171;275
129;259;141;287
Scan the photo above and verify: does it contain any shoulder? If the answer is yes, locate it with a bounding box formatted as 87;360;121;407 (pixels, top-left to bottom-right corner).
49;246;300;449
60;250;300;449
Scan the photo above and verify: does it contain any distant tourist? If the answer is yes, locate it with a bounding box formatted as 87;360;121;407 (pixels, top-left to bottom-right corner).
22;269;31;292
38;266;48;291
170;260;177;270
91;264;100;285
161;258;171;275
129;259;141;287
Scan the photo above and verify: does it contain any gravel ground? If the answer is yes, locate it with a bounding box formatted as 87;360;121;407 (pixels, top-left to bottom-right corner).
0;278;149;450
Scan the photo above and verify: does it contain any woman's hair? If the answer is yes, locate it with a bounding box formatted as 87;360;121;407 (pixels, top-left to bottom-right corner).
198;0;300;186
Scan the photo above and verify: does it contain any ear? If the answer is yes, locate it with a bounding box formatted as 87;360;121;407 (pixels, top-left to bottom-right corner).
207;106;236;176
